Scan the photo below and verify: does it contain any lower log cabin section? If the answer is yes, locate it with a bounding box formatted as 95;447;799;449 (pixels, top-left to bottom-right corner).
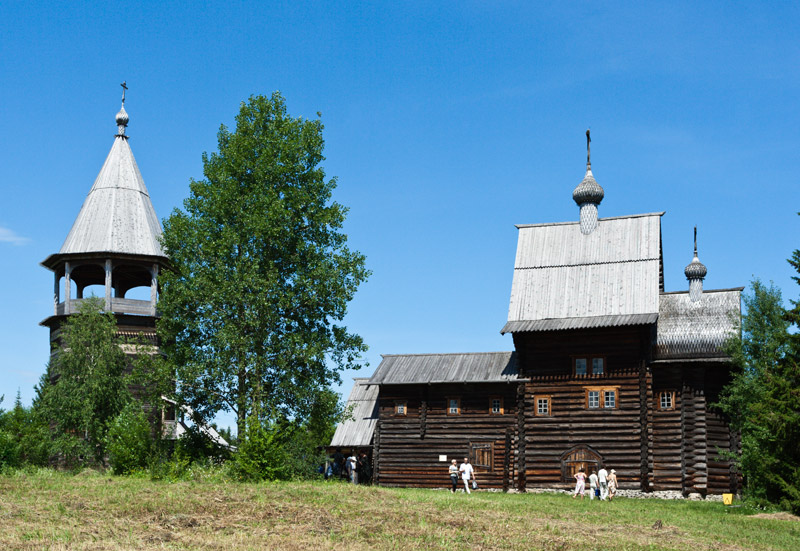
332;140;743;496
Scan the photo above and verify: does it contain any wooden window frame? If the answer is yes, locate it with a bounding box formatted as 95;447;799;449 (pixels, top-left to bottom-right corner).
572;355;607;377
489;396;504;415
470;441;494;471
394;401;407;416
584;386;619;410
446;396;461;415
534;395;551;416
657;390;676;411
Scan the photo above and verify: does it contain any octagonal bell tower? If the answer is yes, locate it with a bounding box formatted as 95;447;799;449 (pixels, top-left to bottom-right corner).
41;84;168;365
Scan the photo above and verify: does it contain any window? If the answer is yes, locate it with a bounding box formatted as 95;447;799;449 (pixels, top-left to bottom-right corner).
534;395;551;416
470;442;494;470
573;356;606;376
490;396;504;415
447;397;461;415
658;390;676;411
585;387;619;409
394;401;407;415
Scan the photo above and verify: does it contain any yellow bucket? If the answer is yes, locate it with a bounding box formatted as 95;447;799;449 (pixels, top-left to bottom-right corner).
722;493;733;506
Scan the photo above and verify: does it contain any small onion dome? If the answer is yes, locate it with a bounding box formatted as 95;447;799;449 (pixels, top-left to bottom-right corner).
116;105;129;128
684;254;707;280
572;168;604;206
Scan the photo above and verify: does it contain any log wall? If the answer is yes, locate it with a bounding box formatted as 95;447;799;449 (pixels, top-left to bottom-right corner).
514;326;651;491
375;383;518;489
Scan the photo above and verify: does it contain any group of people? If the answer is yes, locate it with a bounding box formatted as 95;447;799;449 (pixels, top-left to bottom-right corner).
448;457;477;494
573;466;617;500
327;449;372;484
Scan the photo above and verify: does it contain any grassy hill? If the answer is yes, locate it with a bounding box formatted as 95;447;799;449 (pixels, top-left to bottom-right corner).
0;469;797;550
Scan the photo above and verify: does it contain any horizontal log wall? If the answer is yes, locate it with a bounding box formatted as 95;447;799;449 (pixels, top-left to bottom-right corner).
652;367;683;491
375;384;517;489
514;326;650;490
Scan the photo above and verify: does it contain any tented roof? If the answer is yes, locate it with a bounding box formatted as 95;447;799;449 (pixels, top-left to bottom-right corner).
58;135;165;258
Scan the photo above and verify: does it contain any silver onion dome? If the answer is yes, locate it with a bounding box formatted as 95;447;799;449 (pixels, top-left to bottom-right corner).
684;227;707;280
116;105;129;129
684;254;707;280
574;129;604;235
116;81;129;136
572;168;604;206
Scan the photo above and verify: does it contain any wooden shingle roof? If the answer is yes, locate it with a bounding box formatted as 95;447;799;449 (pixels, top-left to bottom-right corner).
369;352;519;385
329;378;379;448
503;213;663;333
654;288;742;360
57;123;165;259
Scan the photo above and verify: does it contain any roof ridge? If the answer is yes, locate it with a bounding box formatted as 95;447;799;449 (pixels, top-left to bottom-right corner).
515;211;665;229
380;351;514;358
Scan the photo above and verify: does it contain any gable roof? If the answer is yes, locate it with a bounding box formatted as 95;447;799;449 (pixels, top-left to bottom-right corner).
654;288;742;361
369;352;519;385
329;378;379;448
58;135;165;258
503;213;663;333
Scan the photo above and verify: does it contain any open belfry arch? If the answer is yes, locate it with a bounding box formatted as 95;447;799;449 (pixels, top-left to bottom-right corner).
334;130;742;496
41;84;168;399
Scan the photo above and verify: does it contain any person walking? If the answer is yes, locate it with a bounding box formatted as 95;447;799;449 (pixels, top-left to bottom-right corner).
347;453;358;484
459;457;474;494
572;467;586;499
588;470;599;500
598;466;609;500
607;469;618;500
449;459;459;493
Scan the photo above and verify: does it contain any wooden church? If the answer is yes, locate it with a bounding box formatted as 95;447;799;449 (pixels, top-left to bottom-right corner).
332;132;742;496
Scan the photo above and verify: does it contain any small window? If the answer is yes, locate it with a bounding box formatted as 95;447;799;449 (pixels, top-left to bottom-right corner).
395;401;407;415
490;397;504;415
573;356;606;376
585;387;618;409
470;442;493;470
535;395;551;416
658;391;675;411
447;397;461;415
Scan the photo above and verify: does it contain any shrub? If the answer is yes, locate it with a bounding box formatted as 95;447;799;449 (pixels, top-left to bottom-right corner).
106;402;153;475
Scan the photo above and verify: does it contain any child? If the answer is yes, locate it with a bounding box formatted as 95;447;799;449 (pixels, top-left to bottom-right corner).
572;467;586;499
588;470;599;500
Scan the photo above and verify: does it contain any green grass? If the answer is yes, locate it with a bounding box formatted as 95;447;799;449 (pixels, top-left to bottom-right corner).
0;469;797;550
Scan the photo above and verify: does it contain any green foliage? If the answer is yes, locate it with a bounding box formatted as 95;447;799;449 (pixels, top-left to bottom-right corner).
231;417;292;481
0;391;51;467
718;278;800;514
35;297;132;466
106;401;153;475
158;92;369;437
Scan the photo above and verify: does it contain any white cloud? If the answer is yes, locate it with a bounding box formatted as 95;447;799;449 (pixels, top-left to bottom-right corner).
0;226;30;245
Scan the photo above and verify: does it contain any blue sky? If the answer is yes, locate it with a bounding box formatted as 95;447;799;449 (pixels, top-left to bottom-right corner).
1;2;798;430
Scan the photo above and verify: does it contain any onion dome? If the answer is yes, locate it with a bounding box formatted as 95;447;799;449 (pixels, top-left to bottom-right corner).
116;81;129;136
685;227;707;302
573;129;604;235
572;168;604;205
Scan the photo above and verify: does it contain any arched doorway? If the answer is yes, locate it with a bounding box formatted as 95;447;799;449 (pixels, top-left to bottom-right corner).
560;445;603;482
